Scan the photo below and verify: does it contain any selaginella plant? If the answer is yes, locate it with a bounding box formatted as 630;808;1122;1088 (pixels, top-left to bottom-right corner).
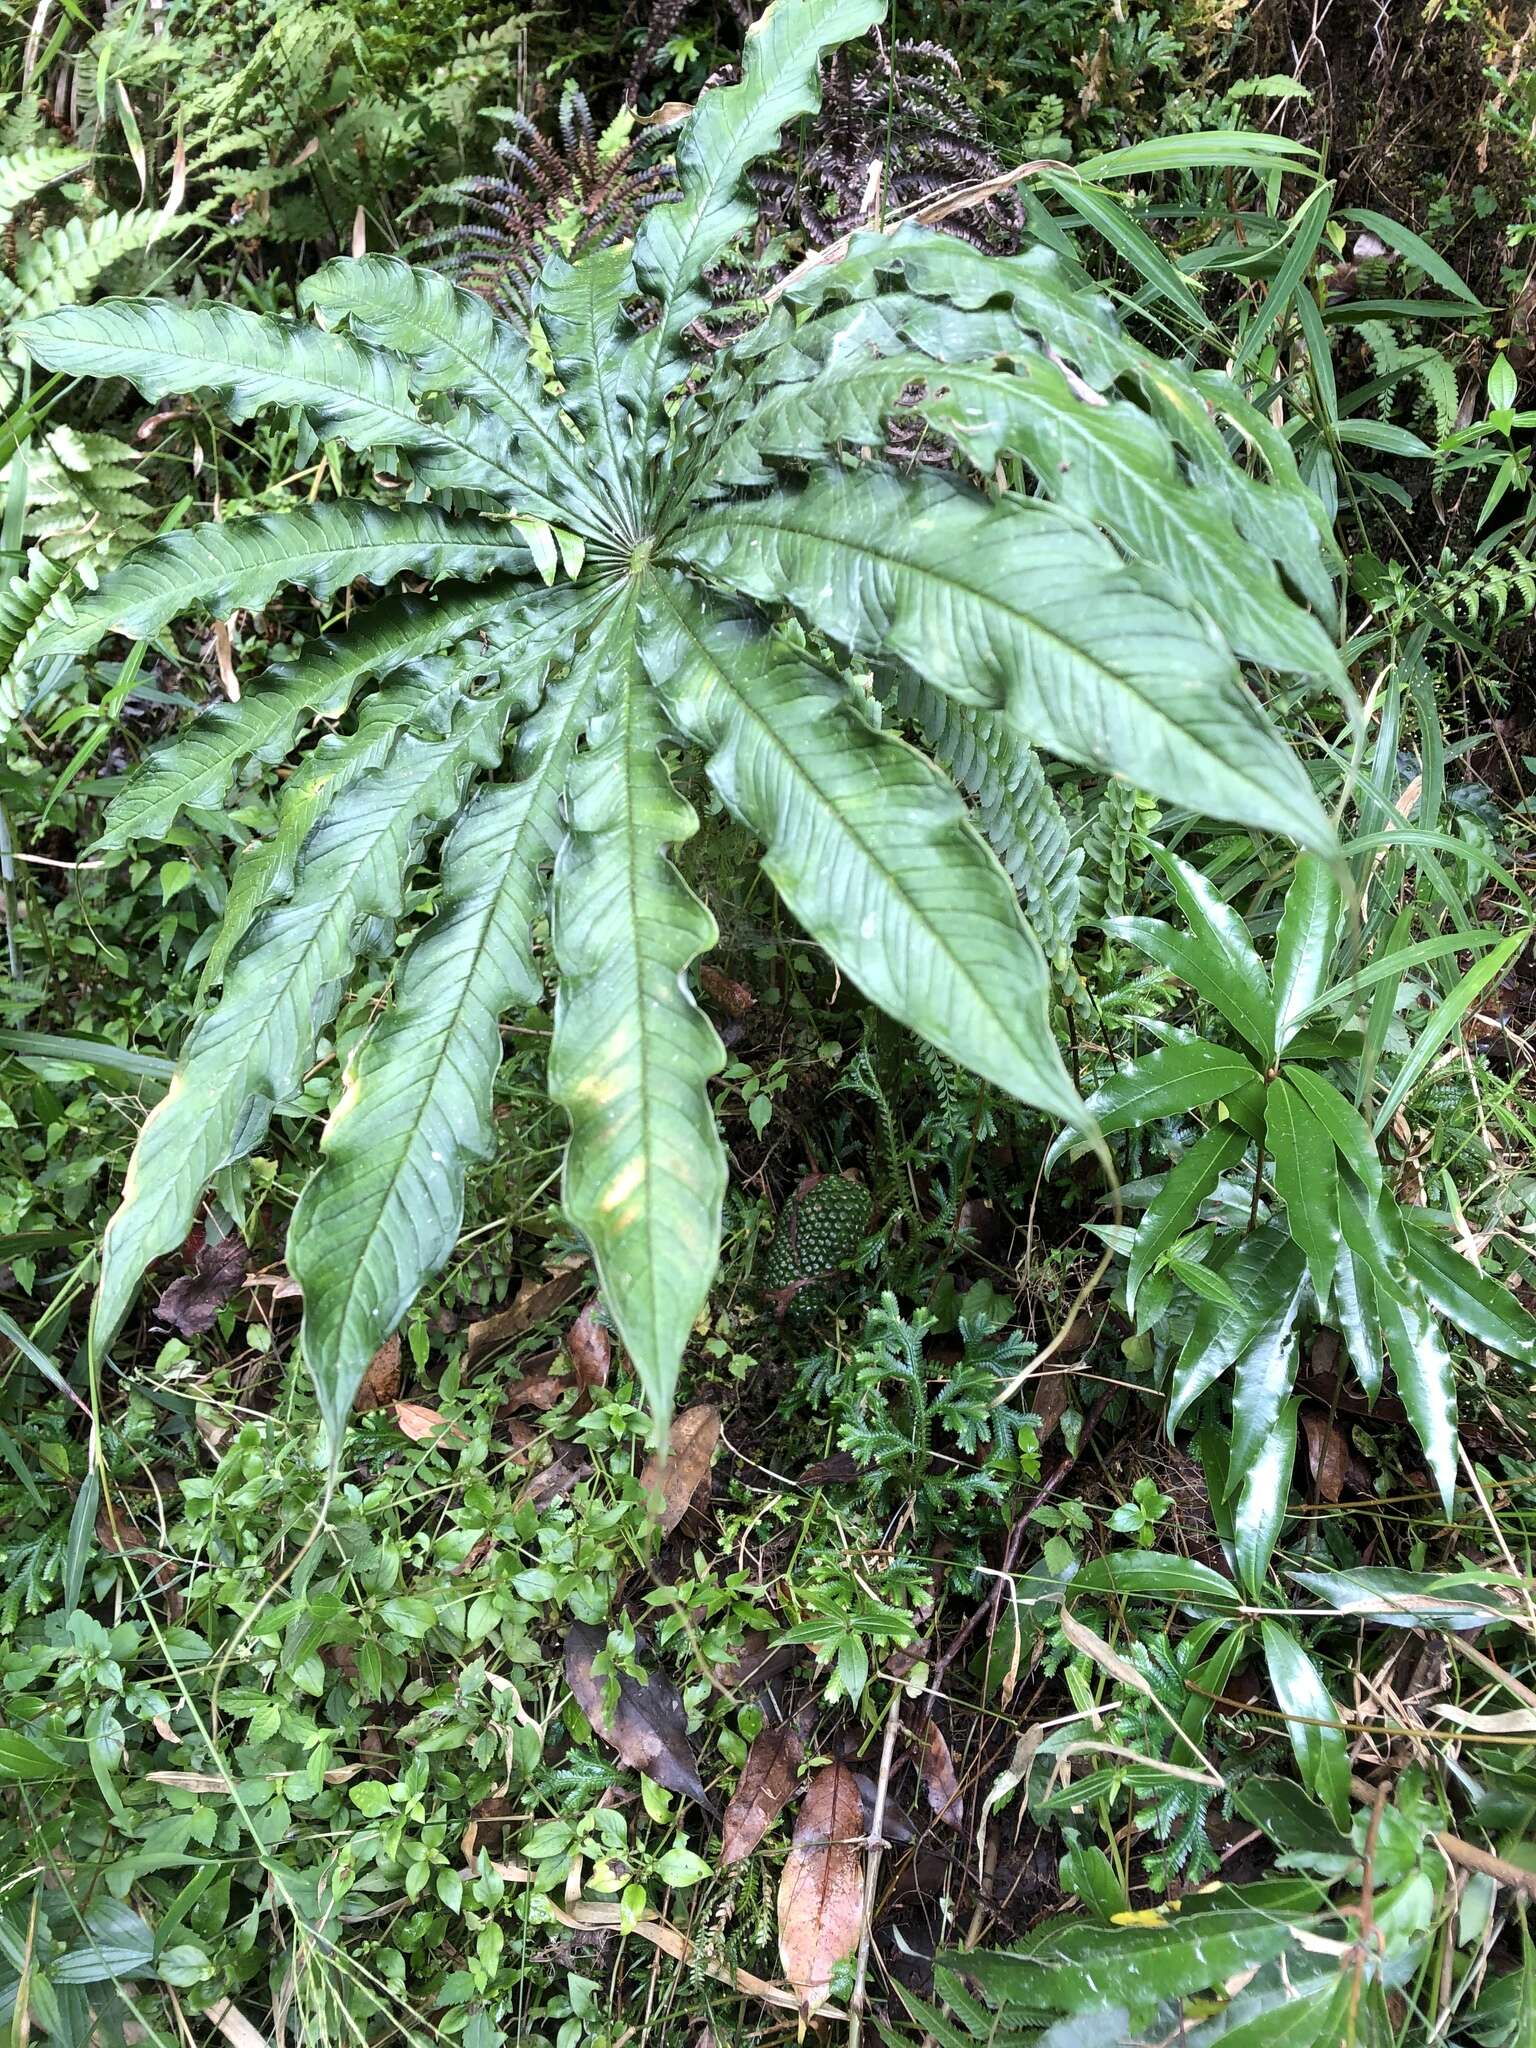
15;0;1350;1456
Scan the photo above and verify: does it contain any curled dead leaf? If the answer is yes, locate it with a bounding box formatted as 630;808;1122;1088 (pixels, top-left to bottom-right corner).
777;1763;865;2018
639;1402;721;1536
353;1335;401;1413
917;1721;963;1831
467;1263;586;1368
155;1226;247;1337
1301;1407;1349;1503
721;1721;804;1868
568;1299;611;1396
564;1621;711;1807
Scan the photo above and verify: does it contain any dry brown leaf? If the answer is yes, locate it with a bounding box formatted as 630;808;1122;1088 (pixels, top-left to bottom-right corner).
467;1264;586;1368
1301;1408;1349;1503
712;1631;802;1697
698;963;756;1017
777;1763;865;2018
721;1721;804;1867
515;1446;590;1509
392;1400;465;1444
917;1721;963;1831
211;618;241;702
568;1299;611;1396
639;1402;721;1535
155;1226;247;1337
353;1336;401;1414
500;1348;565;1412
564;1621;710;1807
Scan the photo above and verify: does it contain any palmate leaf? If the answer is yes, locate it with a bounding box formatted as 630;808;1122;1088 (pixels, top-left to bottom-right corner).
90;683;512;1360
640;580;1082;1129
289;588;607;1449
679;468;1336;854
29;503;538;659
548;607;728;1430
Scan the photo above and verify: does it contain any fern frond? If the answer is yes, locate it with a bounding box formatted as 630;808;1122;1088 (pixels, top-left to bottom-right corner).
290;587;610;1445
0;546;70;746
0;146;90;239
892;675;1081;967
98;583;536;847
8;210;190;327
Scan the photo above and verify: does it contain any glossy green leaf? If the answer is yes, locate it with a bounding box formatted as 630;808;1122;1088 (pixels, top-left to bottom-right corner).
1168;1226;1305;1432
30;503;540;661
1289;1565;1513;1631
548;622;727;1436
90;690;511;1365
641;579;1084;1128
1150;846;1275;1057
1282;1063;1383;1198
1081;1040;1256;1138
1128;1121;1248;1318
1376;1276;1458;1514
1271;855;1341;1050
1261;1622;1351;1829
1229;1299;1304;1501
1402;1218;1536;1366
680;469;1337;855
964;1911;1295;2013
289;589;606;1449
1265;1076;1340;1311
1069;1551;1241;1610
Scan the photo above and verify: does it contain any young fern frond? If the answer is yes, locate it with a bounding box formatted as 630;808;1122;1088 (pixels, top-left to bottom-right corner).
15;0;1346;1455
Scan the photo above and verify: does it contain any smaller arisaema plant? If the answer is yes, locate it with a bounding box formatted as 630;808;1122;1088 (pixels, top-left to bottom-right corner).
1063;846;1536;1587
15;0;1348;1456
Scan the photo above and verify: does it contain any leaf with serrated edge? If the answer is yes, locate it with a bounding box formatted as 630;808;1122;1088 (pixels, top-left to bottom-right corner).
290;587;607;1449
90;689;511;1367
31;503;538;660
641;579;1083;1129
679;468;1335;855
548;612;727;1436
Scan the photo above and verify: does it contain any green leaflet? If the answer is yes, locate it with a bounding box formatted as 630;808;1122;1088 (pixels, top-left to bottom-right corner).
888;675;1081;966
678;468;1336;855
1376;1276;1458;1514
548;611;727;1433
0;546;70;746
1401;1216;1536;1366
1168;1225;1305;1432
0;147;90;241
1260;1623;1351;1829
290;588;608;1453
623;0;886;438
1229;1284;1306;1492
640;578;1084;1131
1271;855;1342;1051
30;503;540;660
963;1911;1295;2015
1080;1040;1257;1138
97;583;532;845
715;348;1346;685
538;247;641;524
1233;1394;1299;1594
299;255;606;535
1150;846;1275;1058
14;294;547;509
89;689;511;1361
1128;1120;1248;1318
1265;1077;1339;1312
